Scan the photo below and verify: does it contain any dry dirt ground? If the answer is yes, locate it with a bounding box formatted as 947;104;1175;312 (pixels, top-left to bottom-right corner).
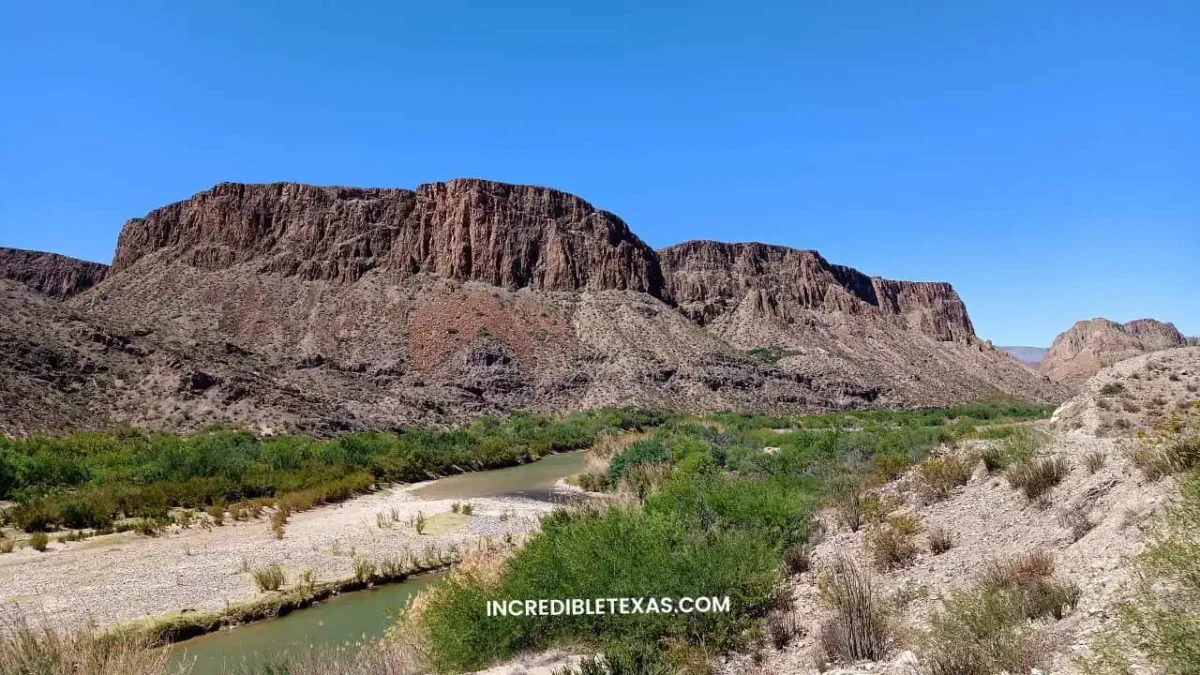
718;347;1200;675
0;484;562;632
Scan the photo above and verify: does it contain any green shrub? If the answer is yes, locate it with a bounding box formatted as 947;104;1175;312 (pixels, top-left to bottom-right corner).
921;550;1077;674
606;440;671;487
418;506;780;672
916;454;974;502
866;516;920;571
29;532;50;552
252;564;286;592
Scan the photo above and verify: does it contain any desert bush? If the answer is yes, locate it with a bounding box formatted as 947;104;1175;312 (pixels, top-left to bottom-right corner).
977;551;1080;620
1127;438;1200;481
461;503;474;516
921;551;1078;674
827;474;865;532
575;472;609;492
270;507;289;539
927;527;953;555
252;564;286;592
353;558;377;584
920;589;1049;675
981;427;1046;472
29;532;50;552
816;557;896;665
871;454;912;482
1006;457;1070;501
866;516;920;571
1100;381;1126;396
784;544;811;575
916;454;974;502
413;511;427;535
768;611;800;650
1083;451;1106;474
0;539;12;554
861;493;903;526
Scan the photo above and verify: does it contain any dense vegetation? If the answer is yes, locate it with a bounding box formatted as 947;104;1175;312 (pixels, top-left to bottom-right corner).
416;402;1054;673
0;408;667;532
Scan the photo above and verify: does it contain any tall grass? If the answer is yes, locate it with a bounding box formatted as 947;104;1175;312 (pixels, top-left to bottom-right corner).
0;614;180;675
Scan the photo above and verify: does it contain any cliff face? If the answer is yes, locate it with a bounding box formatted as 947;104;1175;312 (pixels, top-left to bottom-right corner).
0;179;1068;435
658;241;974;342
0;247;108;299
1040;318;1189;384
112;179;663;294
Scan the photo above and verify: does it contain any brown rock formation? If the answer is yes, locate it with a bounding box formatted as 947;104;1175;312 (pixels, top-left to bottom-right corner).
659;241;974;341
0;179;1069;435
0;247;108;298
1040;318;1190;384
112;180;662;294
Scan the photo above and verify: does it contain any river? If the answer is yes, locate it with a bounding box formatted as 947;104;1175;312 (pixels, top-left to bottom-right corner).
167;450;588;674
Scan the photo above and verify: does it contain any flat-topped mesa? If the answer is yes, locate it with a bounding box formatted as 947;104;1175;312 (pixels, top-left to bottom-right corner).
0;247;108;298
110;179;664;294
657;240;975;341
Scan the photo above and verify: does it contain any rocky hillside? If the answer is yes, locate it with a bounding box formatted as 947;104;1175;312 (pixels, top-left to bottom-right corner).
727;348;1200;675
0;247;108;298
1;179;1066;435
1040;318;1190;384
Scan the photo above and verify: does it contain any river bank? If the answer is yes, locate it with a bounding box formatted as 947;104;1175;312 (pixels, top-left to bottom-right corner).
0;461;581;632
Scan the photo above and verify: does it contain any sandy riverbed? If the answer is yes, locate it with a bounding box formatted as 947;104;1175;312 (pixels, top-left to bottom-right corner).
0;483;562;631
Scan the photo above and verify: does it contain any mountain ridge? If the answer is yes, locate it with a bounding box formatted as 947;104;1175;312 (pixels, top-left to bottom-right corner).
0;179;1067;434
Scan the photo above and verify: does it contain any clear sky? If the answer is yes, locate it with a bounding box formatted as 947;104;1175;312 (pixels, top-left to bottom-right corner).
1;1;1196;347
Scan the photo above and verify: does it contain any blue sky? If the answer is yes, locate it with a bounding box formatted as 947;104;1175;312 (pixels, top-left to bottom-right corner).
1;1;1196;347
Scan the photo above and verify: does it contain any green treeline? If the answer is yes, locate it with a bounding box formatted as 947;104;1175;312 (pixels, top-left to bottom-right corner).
0;408;668;532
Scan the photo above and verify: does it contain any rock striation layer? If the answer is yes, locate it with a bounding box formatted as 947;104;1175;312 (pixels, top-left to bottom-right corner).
1040;318;1191;384
1;180;1068;435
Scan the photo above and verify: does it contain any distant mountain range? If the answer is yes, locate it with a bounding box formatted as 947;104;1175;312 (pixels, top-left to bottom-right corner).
996;346;1049;367
0;179;1066;435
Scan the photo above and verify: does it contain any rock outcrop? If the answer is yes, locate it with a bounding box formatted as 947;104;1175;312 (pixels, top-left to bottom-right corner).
1040;318;1190;384
0;247;108;298
0;179;1069;435
112;180;663;294
658;241;974;342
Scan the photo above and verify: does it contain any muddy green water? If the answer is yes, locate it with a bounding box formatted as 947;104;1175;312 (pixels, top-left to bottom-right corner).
167;450;587;674
168;573;444;674
413;449;587;502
